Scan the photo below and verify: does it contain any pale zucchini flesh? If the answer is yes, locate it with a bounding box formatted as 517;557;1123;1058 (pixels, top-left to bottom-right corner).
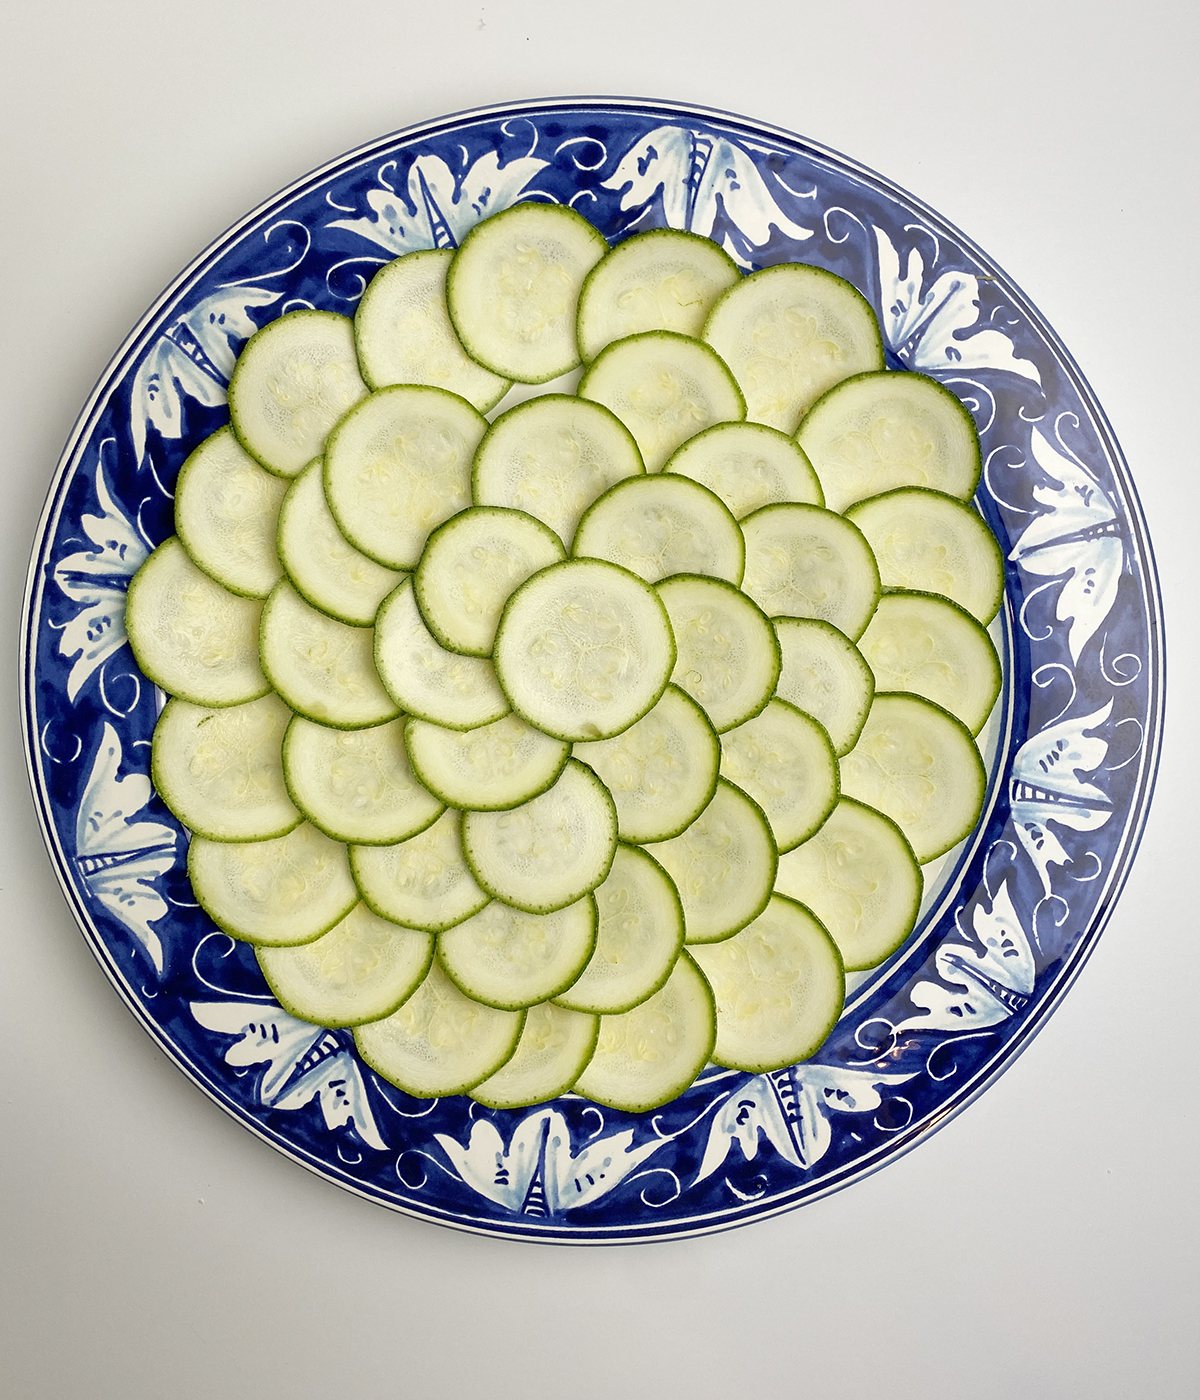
664;420;824;518
404;713;569;812
351;809;488;933
469;1003;599;1110
773;617;875;757
151;694;299;842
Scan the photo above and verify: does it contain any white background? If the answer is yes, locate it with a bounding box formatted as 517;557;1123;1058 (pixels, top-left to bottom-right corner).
2;3;1197;1396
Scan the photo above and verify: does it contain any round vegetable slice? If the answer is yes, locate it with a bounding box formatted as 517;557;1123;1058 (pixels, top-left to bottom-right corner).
188;822;358;946
664;420;824;518
438;895;598;1010
846;487;1005;624
576;227;741;362
773;617;875;757
404;713;569;812
447;201;609;382
323;384;487;570
579;330;746;472
354;247;511;409
282;715;444;845
573;952;716;1113
472;394;645;548
354;960;525;1098
689;894;844;1072
554;844;685;1015
126;538;268;707
572;473;745;585
573;684;719;843
374;580;510;730
493;559;675;742
351;809;488;933
839;692;987;863
702;263;884;432
740;502;880;641
414;506;565;657
775;797;922;971
797;369;982;514
657;573;780;733
259;580;399;728
174;426;287;598
462;759;618;914
228;309;368;476
276;459;404;627
470;1003;600;1110
151;694;300;842
719;698;839;852
856;590;1001;735
645;778;778;944
256;902;435;1028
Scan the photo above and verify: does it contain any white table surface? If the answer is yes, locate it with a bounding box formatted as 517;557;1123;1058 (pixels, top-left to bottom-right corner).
2;3;1197;1396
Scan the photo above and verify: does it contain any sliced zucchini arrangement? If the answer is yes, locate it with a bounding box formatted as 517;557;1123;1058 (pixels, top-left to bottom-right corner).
127;203;1004;1113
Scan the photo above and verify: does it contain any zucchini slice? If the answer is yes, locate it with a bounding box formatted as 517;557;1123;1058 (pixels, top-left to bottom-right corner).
323;384;487;571
126;538;268;707
354;960;525;1099
773;617;875;757
276;459;404;627
664;420;824;518
256;902;434;1028
374;580;510;731
579;330;746;471
447;201;609;383
689;894;844;1073
470;1003;600;1110
354;247;511;409
414;506;565;657
404;713;569;812
462;759;618;914
740;502;880;642
572;473;745;586
719;698;839;852
798;369;982;513
259;580;399;729
282;714;444;846
472;394;645;548
856;590;1001;735
573;684;719;843
645;778;778;945
152;694;299;842
576;227;740;362
846;488;1005;625
657;573;780;734
573;952;716;1113
493;559;675;742
438;895;598;1010
188;822;358;946
554;844;685;1015
174;426;287;598
702;263;884;432
351;809;489;934
839;693;987;863
775;797;922;972
228;309;368;477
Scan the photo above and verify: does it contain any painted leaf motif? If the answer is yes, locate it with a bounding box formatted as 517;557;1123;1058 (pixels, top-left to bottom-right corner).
1010;430;1124;664
190;1001;387;1150
603;125;811;265
75;722;175;972
130;285;279;463
53;465;147;700
896;879;1035;1035
874;226;1042;383
328;151;550;256
434;1109;666;1215
695;1076;803;1183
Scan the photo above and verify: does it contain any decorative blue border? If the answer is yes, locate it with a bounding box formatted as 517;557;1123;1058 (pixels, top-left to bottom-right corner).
21;98;1164;1243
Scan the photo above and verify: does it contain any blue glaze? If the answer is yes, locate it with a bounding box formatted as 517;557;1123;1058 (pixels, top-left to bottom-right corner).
20;99;1163;1243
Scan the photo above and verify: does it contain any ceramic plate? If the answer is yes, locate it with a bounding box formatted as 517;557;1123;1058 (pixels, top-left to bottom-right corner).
21;98;1163;1243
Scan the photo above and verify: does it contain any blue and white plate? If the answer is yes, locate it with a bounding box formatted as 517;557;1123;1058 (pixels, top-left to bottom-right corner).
20;98;1163;1243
